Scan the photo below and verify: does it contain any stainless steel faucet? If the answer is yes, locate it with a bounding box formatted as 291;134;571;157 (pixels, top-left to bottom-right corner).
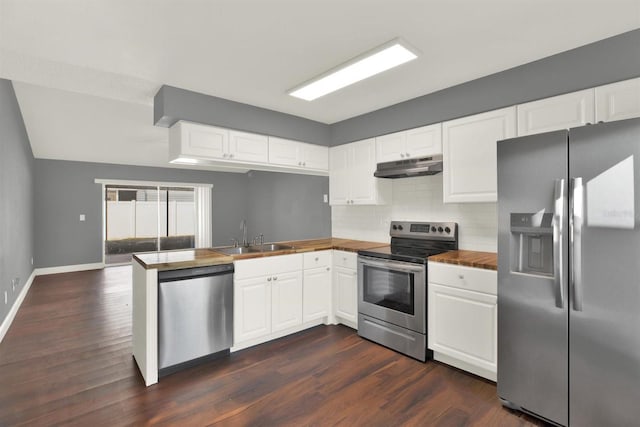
240;220;248;247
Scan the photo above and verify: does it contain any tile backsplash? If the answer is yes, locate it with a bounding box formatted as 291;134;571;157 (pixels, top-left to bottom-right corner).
331;175;498;252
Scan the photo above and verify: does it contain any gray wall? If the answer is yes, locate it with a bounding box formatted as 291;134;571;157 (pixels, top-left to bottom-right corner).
331;29;640;144
154;85;331;145
34;160;331;268
0;79;34;326
246;171;330;243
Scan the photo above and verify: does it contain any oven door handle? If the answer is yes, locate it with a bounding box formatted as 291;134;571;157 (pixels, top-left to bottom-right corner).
358;256;425;273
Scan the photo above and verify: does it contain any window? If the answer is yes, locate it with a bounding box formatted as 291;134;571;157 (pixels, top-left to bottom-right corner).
96;180;212;265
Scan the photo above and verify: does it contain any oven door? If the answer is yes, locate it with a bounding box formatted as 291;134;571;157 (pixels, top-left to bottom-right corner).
358;255;426;333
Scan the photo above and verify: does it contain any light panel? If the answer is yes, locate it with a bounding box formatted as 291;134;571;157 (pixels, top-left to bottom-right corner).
289;39;418;101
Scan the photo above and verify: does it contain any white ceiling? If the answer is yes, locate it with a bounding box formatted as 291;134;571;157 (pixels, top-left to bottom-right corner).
1;0;639;168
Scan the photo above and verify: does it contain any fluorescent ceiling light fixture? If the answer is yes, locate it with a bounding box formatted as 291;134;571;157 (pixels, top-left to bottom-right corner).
289;39;418;101
170;157;199;165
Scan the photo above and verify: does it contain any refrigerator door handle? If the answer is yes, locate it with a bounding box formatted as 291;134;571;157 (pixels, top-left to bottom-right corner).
553;178;565;308
570;177;584;311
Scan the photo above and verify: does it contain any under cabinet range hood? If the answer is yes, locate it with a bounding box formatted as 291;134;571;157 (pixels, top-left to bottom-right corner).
374;155;443;178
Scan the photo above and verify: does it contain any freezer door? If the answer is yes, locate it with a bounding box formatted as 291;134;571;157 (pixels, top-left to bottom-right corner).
568;118;640;426
497;130;569;426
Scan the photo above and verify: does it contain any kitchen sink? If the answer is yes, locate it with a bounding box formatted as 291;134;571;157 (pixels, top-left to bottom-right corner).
215;243;294;255
215;246;259;255
250;243;293;252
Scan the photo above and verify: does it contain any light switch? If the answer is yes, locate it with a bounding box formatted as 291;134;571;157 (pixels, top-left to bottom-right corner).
323;194;328;203
79;214;86;222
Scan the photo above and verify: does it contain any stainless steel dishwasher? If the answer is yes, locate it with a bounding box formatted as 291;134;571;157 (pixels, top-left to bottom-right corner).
157;263;234;374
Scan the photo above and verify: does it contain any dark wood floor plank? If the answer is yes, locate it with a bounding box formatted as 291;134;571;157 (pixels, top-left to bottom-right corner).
0;266;542;426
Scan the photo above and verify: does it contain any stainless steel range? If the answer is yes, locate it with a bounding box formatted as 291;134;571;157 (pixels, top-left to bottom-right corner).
357;221;458;361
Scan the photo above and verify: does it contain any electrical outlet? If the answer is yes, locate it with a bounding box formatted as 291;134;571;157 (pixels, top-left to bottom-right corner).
12;278;19;292
323;194;328;203
79;214;86;222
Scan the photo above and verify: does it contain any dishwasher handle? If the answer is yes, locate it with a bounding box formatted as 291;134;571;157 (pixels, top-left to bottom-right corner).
157;263;234;282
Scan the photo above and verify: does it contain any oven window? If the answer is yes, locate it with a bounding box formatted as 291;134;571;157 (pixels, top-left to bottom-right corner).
363;265;415;315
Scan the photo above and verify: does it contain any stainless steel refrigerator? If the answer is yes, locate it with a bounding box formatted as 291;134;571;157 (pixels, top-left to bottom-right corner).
497;117;640;426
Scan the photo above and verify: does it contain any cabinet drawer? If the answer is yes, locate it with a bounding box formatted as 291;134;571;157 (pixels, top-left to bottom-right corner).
428;262;497;295
333;250;357;270
303;250;332;269
234;254;303;280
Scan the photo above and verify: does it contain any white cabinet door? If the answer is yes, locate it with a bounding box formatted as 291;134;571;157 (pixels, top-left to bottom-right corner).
174;121;228;159
405;123;442;158
595;78;640;123
375;131;405;163
229;130;268;163
428;283;497;377
334;265;358;326
234;276;271;343
349;138;377;204
303;266;331;322
330;139;390;205
301;142;329;170
271;270;303;333
517;89;595;136
443;107;516;203
329;144;350;205
268;136;299;167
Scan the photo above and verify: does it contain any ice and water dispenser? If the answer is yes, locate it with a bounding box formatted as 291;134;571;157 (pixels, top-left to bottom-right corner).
510;212;554;276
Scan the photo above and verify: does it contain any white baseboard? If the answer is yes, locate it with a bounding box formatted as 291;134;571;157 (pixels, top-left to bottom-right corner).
0;270;36;344
34;262;105;276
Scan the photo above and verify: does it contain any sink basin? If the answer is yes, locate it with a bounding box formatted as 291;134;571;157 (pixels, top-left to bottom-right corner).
216;246;259;255
250;243;294;252
215;243;293;255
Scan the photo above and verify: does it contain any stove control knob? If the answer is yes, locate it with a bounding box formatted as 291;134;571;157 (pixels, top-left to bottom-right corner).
437;227;444;233
392;225;397;230
431;227;437;232
397;225;404;230
445;227;451;234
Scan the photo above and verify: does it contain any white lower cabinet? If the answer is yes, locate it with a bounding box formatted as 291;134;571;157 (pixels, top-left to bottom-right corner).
270;270;303;333
332;250;358;328
234;276;272;343
233;254;303;346
303;251;332;323
428;262;497;381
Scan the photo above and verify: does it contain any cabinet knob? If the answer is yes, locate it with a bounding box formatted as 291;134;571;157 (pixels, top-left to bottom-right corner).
229;153;234;158
315;257;319;261
343;257;347;261
326;267;330;271
458;274;464;279
406;152;410;157
267;277;272;282
273;276;278;281
400;153;405;158
303;162;306;166
223;153;228;158
298;161;302;166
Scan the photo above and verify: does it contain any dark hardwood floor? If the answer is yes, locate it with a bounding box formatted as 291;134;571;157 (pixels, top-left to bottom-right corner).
0;266;543;426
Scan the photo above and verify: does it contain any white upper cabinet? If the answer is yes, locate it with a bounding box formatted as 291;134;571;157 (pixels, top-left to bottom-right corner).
517;89;595;136
442;107;516;203
595;77;640;123
268;137;329;171
376;123;442;163
228;130;269;163
330;138;391;205
169;121;228;160
170;121;268;163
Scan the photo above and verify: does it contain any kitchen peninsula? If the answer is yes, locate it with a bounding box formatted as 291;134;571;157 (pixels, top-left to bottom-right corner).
132;238;388;386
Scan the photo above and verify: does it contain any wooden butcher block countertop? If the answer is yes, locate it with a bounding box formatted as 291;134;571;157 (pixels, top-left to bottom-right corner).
133;238;388;270
428;250;497;271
